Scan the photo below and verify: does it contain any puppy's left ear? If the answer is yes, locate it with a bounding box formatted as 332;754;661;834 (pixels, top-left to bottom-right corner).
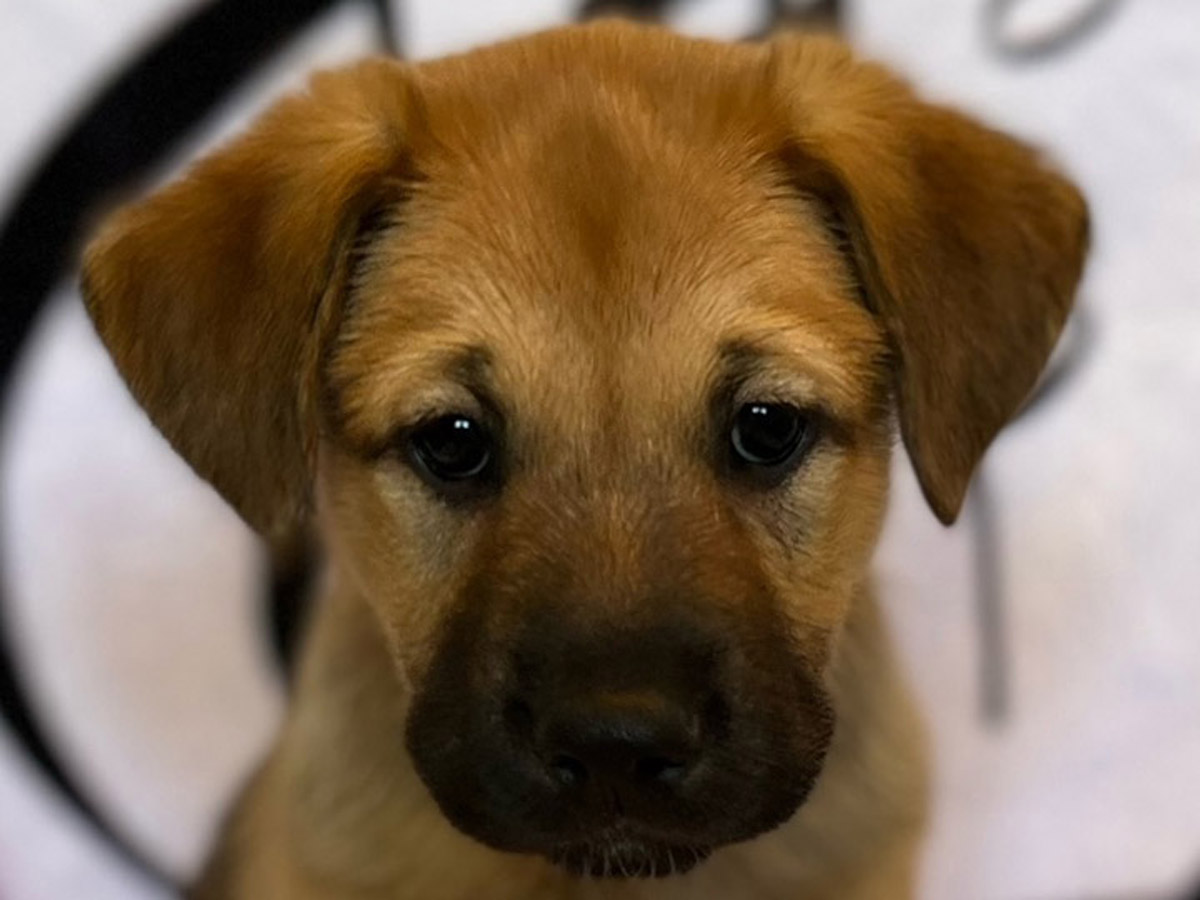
770;36;1089;524
82;60;415;540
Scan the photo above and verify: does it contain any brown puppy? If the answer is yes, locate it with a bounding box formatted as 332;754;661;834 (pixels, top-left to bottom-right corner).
81;21;1088;900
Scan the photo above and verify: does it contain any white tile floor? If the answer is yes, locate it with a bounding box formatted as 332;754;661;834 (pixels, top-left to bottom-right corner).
1;2;1197;898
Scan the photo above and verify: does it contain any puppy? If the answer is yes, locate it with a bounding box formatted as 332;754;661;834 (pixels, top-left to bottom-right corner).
81;21;1088;900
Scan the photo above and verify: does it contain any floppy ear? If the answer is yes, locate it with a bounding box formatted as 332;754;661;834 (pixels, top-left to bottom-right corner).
82;60;414;539
770;36;1089;524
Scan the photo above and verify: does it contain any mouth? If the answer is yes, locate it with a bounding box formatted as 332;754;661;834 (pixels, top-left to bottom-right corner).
549;830;712;879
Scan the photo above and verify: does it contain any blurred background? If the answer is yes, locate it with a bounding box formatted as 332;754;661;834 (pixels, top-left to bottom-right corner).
0;1;1197;898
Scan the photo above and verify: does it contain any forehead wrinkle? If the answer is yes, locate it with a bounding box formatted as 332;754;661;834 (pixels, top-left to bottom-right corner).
429;101;782;322
409;46;819;324
714;301;885;408
326;330;492;448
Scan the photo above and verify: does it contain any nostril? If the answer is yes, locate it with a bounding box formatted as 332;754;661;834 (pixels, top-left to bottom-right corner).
503;697;535;740
527;688;710;790
702;691;731;742
634;755;689;784
549;754;588;786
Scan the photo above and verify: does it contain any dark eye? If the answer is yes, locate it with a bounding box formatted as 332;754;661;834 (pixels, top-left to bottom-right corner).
409;414;494;488
729;403;812;474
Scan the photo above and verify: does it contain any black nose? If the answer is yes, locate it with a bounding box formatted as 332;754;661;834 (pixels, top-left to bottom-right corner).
529;688;702;790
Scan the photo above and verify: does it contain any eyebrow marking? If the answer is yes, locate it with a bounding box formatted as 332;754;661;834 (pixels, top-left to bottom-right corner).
715;339;829;408
713;339;857;446
446;344;496;405
324;343;500;460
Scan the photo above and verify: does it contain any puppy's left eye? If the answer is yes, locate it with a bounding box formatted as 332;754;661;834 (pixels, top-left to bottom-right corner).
729;403;814;477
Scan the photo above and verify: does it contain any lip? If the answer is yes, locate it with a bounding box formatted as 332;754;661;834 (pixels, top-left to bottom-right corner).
550;833;712;879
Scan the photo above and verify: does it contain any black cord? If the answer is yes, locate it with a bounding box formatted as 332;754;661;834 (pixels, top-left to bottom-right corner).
970;470;1010;723
973;305;1096;726
370;0;402;56
969;0;1117;728
579;0;841;30
985;0;1123;62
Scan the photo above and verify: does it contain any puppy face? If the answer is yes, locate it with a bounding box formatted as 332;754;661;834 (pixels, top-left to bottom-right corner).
81;23;1087;879
319;114;890;868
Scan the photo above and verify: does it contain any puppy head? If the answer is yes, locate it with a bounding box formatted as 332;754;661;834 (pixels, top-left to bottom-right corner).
82;23;1087;878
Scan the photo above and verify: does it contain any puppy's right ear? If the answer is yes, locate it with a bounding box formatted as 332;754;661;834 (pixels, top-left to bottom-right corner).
769;36;1088;525
82;60;415;539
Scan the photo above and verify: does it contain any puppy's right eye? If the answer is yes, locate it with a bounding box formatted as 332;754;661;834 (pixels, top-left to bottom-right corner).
727;402;815;485
408;414;496;495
